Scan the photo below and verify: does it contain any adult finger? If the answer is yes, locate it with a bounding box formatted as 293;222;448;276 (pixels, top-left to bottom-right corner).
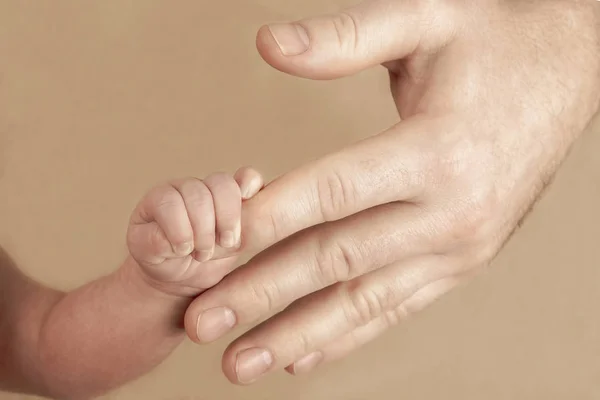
220;255;455;384
287;275;466;375
240;116;451;255
185;201;443;344
256;0;458;79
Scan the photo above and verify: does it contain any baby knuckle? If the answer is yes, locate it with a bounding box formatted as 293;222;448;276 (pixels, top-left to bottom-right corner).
205;171;231;183
181;180;212;203
154;188;182;212
205;172;237;192
149;225;170;254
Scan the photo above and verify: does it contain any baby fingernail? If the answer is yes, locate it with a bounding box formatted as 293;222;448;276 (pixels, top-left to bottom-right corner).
235;223;241;247
291;351;323;374
221;228;241;249
176;242;193;256
241;182;252;199
196;307;236;342
195;248;213;262
235;348;273;384
220;231;235;248
241;178;260;199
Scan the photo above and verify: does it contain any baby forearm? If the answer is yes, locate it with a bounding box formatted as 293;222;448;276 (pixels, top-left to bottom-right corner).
34;257;189;399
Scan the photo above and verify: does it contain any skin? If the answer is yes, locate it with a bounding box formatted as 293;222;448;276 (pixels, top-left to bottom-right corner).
1;0;598;395
0;167;263;399
182;0;600;385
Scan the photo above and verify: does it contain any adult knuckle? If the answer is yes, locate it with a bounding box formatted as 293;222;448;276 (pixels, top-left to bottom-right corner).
435;187;503;262
428;0;464;15
295;330;314;356
460;188;498;241
429;139;471;188
471;242;499;265
343;282;388;327
421;0;467;29
445;203;493;249
247;281;280;317
433;148;501;248
331;11;360;54
443;237;499;274
316;167;356;221
418;152;445;192
313;232;359;285
384;306;407;327
417;129;466;194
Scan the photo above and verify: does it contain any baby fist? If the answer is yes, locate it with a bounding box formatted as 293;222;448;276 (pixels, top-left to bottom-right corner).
126;167;263;289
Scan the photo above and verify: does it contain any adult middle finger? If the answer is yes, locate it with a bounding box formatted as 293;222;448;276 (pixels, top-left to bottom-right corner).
237;117;447;256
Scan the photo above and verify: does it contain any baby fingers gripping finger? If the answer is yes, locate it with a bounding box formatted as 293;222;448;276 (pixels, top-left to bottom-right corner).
204;173;243;250
127;221;172;267
130;184;195;257
171;178;216;262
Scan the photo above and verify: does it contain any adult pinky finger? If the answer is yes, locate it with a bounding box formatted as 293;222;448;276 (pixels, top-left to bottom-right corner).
287;275;468;375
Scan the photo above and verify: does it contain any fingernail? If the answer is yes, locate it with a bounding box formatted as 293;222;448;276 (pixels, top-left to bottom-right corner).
241;178;259;200
268;24;309;56
196;307;236;342
194;248;213;262
176;242;193;256
220;231;235;249
235;348;273;384
291;351;323;375
234;223;241;247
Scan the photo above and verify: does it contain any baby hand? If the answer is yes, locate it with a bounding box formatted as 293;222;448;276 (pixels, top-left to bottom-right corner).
126;167;263;295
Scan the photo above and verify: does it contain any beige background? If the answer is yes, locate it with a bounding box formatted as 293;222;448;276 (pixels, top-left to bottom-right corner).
1;1;599;399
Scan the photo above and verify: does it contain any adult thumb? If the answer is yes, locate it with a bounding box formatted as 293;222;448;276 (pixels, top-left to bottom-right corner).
256;0;456;80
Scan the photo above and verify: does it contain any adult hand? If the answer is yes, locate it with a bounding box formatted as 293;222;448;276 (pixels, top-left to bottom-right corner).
184;0;600;384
